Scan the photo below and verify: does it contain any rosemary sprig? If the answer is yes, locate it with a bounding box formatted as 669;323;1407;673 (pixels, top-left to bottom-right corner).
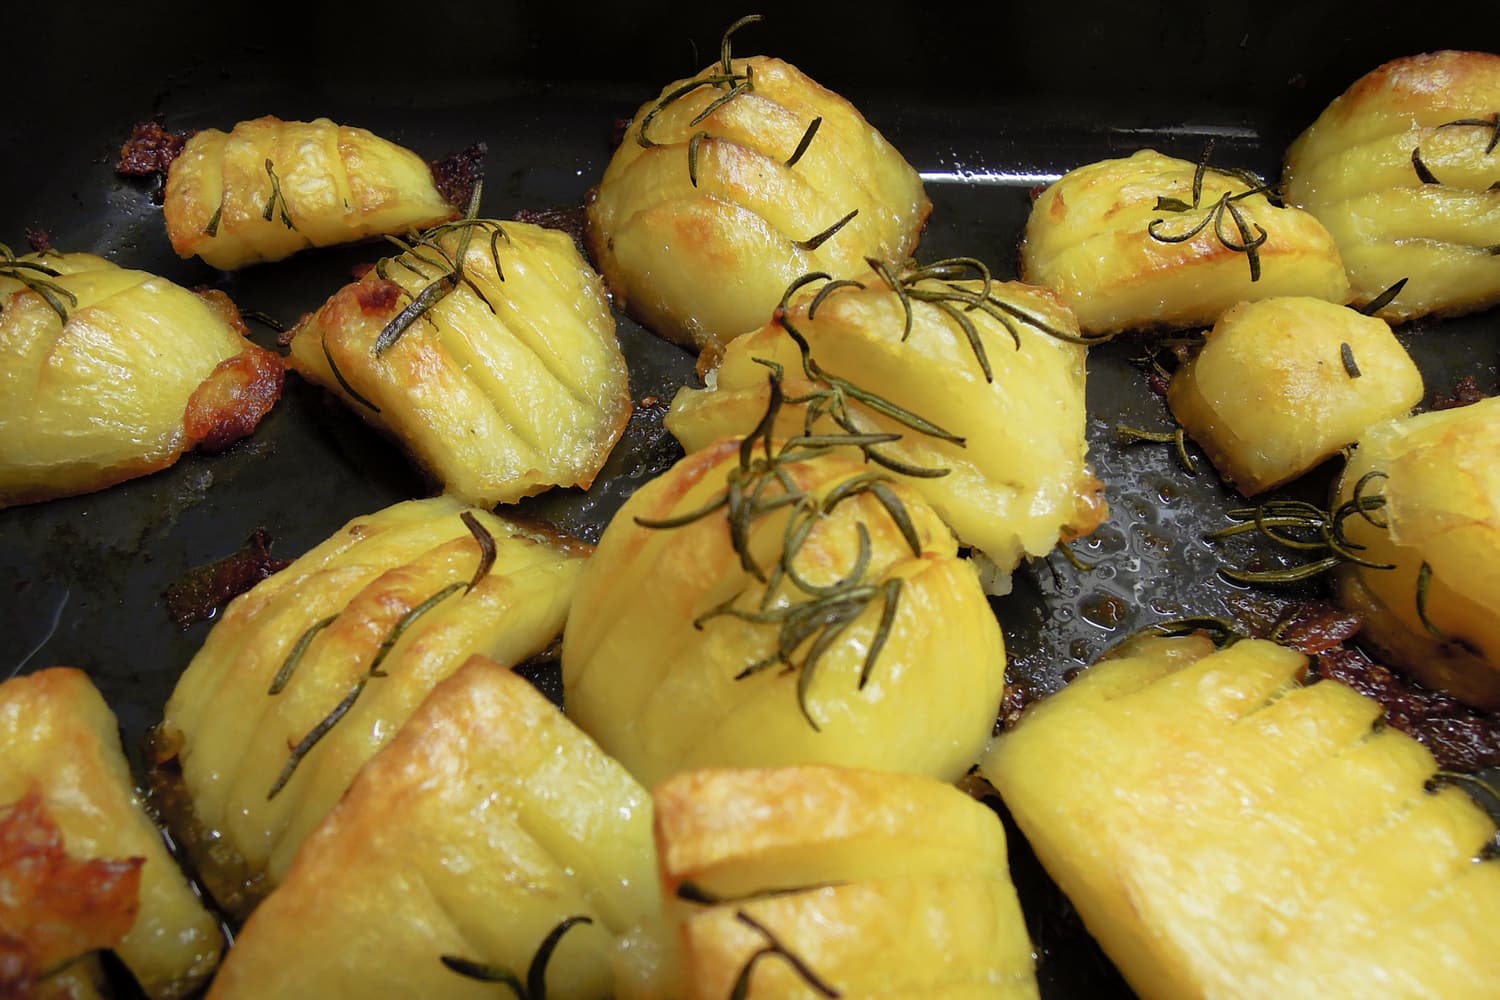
730;910;841;1000
1412;113;1500;186
262;159;295;229
0;242;78;322
1147;144;1276;282
1146;615;1248;646
1117;425;1199;474
267;615;337;695
440;915;592;1000
1206;471;1393;584
636;15;763;149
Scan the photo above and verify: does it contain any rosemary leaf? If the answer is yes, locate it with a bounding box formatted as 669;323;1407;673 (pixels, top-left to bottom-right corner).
794;209;858;252
204;203;223;237
267;679;365;800
372;274;456;356
1340;341;1361;378
267;616;337;695
461;511;497;593
1359;277;1407;315
321;327;381;413
785;117;823;167
1411;147;1440;185
730;911;840;1000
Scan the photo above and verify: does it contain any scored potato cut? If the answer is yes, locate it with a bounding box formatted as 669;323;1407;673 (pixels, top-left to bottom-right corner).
1333;397;1500;709
157;496;588;914
983;635;1500;1000
1283;51;1500;322
588;46;930;353
0;668;223;999
650;767;1037;1000
667;266;1106;581
288;219;630;506
0;251;282;508
208;656;659;1000
561;438;1006;790
1168;296;1423;494
1021;149;1349;334
164;115;456;269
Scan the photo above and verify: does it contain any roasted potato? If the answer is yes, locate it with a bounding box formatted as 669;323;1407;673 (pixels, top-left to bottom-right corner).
157;496;588;914
1;668;223;999
0;251;281;507
1168;296;1423;494
984;635;1500;1000
1022;149;1349;334
1284;51;1500;322
164;115;456;269
588;38;929;353
667;264;1106;581
561;437;1006;789
1333;397;1500;708
288;219;630;506
208;656;658;1000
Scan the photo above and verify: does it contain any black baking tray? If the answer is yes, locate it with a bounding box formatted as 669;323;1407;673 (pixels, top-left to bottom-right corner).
4;4;1499;997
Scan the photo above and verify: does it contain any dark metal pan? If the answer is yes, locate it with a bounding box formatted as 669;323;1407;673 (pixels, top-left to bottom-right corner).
4;4;1498;996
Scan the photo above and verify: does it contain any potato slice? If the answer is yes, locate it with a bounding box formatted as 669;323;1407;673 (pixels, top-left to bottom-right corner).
1021;149;1349;334
157;496;588;913
667;267;1106;581
1283;50;1500;321
653;767;1037;1000
164;116;455;269
0;668;223;999
207;656;658;1000
1168;296;1423;494
1333;398;1500;708
288;220;630;506
0;251;281;507
983;636;1500;1000
561;438;1006;789
588;49;929;352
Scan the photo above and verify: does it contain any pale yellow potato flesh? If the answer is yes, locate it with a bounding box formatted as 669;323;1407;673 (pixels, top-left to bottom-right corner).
561;441;1006;789
0;668;223;999
1021;149;1349;334
1284;50;1500;321
164;115;455;269
588;56;930;352
159;496;588;911
289;220;631;507
650;766;1036;1000
984;636;1500;1000
1334;398;1500;709
667;272;1106;580
1168;296;1423;494
208;657;658;1000
0;252;280;507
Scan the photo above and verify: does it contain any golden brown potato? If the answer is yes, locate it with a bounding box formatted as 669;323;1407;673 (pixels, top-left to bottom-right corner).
0;251;282;507
647;766;1037;1000
208;657;658;1000
0;668;223;999
157;496;589;914
561;436;1006;790
164;116;456;269
1284;51;1500;322
288;219;630;506
984;635;1500;1000
1168;296;1423;494
587;33;930;353
1021;149;1350;334
667;264;1106;581
1333;397;1500;708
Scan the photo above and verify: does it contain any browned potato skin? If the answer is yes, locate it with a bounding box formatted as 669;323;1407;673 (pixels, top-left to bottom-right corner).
1284;51;1500;322
588;56;930;353
1168;297;1423;495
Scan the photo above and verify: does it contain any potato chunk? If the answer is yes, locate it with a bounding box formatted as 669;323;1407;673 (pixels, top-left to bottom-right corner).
0;668;223;999
208;657;658;1000
1021;149;1349;334
645;766;1037;1000
983;635;1500;1000
1333;398;1500;708
1283;51;1500;321
0;251;282;507
288;220;630;506
1168;296;1423;494
587;49;929;352
158;496;588;913
667;266;1106;581
561;438;1006;789
164;116;455;269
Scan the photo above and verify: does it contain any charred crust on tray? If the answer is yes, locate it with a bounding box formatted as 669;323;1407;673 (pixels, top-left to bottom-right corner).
23;229;51;254
1430;374;1489;411
162;527;291;629
512;205;589;253
1270;599;1363;654
429;142;487;212
610;116;633;149
116;119;192;205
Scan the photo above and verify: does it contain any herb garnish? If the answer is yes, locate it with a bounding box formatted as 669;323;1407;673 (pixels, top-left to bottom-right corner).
1411;112;1500;186
1117;424;1199;474
262;159;295;229
636;15;763;150
440;915;591;999
0;243;78;322
204;203;224;237
1340;341;1361;378
1147;143;1278;282
730;911;841;1000
793;209;859;252
1359;277;1408;316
